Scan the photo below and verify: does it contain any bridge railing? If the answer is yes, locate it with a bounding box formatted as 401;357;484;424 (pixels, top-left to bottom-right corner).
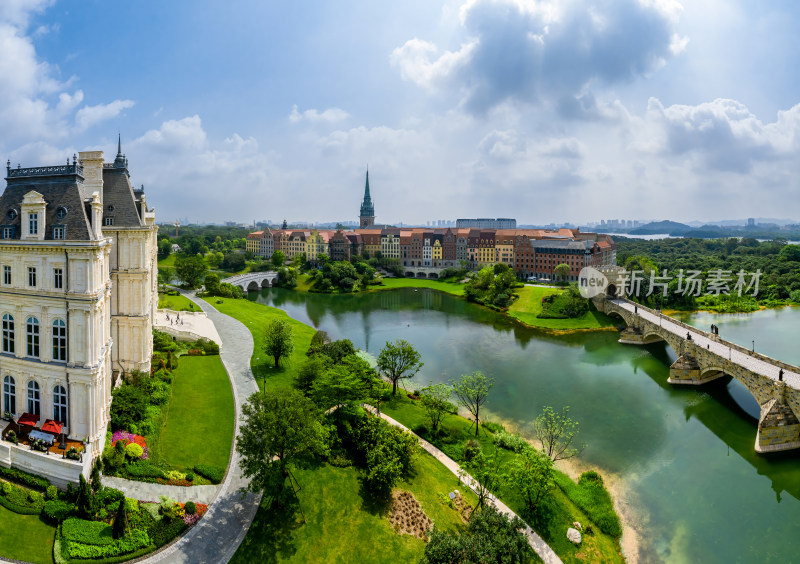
610;296;800;374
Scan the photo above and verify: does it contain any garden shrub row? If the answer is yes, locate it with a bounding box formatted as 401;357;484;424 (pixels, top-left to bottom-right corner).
0;480;45;514
43;500;75;523
0;464;51;490
193;464;225;484
63;529;150;559
62;518;115;546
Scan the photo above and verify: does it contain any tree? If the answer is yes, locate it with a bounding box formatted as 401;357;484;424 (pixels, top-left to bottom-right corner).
204;272;221;295
76;474;95;519
174;255;207;288
505;448;554;520
157;238;172;259
533;405;583;462
422;505;531;564
271;250;286;268
222;252;246;271
377;339;423;395
263;319;294;368
112;495;128;539
420;382;453;433
460;448;502;512
312;363;366;412
555;263;571;281
451;371;494;436
295;356;330;395
236;389;328;496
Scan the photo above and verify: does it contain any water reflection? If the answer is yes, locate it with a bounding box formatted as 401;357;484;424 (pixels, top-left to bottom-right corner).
247;287;800;563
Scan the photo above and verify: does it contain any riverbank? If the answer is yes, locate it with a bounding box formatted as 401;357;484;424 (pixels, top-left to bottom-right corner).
208;294;627;563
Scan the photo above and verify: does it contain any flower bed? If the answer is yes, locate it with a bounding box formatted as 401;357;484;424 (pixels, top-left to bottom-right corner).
110;430;149;460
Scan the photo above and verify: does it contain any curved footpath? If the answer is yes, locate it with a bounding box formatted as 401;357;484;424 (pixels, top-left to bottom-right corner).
364;405;563;564
116;292;262;564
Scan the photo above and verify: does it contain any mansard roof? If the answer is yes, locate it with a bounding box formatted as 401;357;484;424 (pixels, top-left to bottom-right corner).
1;164;93;240
102;167;143;227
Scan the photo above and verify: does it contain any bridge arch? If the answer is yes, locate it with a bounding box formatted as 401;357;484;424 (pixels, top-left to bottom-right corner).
405;271;415;278
247;280;260;292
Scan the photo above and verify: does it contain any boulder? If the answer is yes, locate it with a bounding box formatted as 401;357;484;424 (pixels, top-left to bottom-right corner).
573;521;582;531
567;527;582;545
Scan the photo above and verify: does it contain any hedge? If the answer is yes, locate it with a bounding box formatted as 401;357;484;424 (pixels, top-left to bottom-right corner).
150;517;186;548
193;464;224;484
0;465;51;490
0;480;45;514
62;518;115;546
43;500;75;523
64;529;150;559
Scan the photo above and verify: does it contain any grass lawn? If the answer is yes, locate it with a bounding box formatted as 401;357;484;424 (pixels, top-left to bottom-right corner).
381;392;623;564
508;286;617;331
148;355;234;471
158;254;177;268
0;504;56;564
158;292;199;312
231;449;479;564
370;277;465;296
203;297;316;392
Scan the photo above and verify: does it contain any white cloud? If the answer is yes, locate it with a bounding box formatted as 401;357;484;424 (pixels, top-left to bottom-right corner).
636;97;800;172
392;0;686;114
75;99;134;132
133;115;207;153
289;104;350;123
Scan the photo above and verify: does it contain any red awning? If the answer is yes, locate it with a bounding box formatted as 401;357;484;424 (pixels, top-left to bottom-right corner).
18;413;40;427
41;419;63;434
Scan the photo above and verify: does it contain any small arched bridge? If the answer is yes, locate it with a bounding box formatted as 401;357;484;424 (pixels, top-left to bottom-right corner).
593;291;800;454
402;266;444;279
222;271;278;292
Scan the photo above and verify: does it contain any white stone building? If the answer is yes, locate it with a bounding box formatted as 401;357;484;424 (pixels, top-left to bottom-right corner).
0;143;157;485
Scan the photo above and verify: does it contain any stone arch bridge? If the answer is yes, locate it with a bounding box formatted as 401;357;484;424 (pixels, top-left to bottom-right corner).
222;271;278;292
402;266;444;279
592;290;800;453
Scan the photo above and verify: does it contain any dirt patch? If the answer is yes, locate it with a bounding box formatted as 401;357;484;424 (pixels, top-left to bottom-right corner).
449;490;472;522
388;490;433;540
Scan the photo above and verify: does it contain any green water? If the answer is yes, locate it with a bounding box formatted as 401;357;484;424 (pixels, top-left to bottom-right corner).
249;288;800;563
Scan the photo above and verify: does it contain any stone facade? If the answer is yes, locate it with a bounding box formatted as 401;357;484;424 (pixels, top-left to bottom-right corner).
0;145;157;483
595;291;800;453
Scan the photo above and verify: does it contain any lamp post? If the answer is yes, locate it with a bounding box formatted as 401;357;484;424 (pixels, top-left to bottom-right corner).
752;340;755;353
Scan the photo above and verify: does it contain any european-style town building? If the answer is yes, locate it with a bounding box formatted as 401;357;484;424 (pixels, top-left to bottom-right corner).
246;172;615;279
0;142;157;485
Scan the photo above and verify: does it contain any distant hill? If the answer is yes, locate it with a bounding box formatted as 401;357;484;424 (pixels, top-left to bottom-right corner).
629;220;692;236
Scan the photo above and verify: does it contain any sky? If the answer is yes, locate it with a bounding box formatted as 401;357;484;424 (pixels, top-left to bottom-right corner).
2;0;800;226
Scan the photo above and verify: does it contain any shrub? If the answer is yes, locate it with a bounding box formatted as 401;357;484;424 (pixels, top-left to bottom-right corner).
46;485;58;500
0;465;50;490
193;464;225;484
185;473;194;482
43;500;74;522
463;439;481;462
125;443;144;459
493;430;530;453
63;529;150;559
184;501;197;515
556;470;622;538
124;461;165;480
27;490;42;503
150;517;186;548
62;518;115;546
124;497;140;514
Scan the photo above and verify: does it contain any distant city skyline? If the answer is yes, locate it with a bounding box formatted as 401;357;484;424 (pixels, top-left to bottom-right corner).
3;1;800;224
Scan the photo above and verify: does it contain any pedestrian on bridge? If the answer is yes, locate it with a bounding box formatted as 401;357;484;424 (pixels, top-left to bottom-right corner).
779;369;784;382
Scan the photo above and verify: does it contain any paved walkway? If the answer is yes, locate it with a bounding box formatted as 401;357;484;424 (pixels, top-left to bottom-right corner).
136;291;262;564
613;298;800;388
102;476;220;505
154;309;222;345
364;405;563;564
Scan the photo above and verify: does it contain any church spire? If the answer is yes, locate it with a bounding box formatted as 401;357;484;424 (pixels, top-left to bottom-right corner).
359;167;375;227
117;133;122;157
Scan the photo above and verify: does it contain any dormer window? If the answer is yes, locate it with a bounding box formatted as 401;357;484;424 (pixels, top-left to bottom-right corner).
104;217;114;226
55;207;68;221
6;209;17;221
52;225;65;240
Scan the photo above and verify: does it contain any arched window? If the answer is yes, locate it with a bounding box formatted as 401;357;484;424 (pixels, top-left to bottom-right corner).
52;319;66;361
53;385;67;424
27;381;40;416
26;317;39;358
2;375;15;415
1;314;13;354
